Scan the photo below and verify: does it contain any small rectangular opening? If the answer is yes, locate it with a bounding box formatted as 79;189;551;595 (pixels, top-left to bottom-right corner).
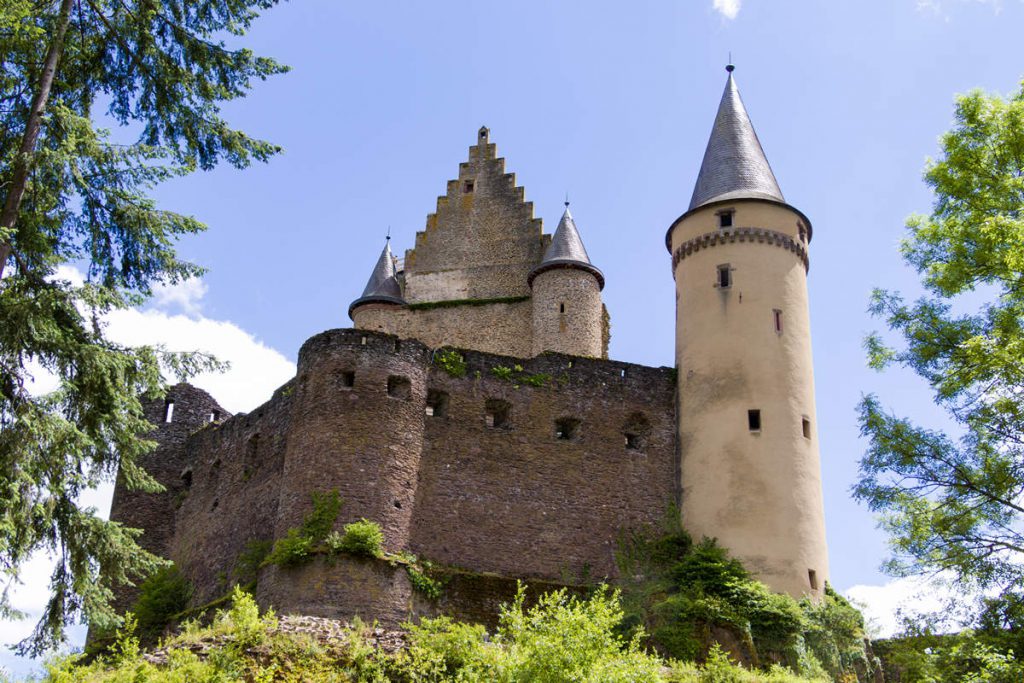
560;302;565;313
426;389;449;417
387;375;411;400
555;417;581;441
485;399;511;429
164;400;175;423
340;371;355;389
802;417;811;439
717;264;731;289
718;211;733;228
808;569;819;590
773;309;783;334
209;410;220;423
464;180;474;193
747;409;761;432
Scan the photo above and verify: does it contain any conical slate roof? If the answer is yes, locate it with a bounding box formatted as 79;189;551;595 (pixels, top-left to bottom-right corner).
528;205;604;289
348;238;406;319
688;66;784;211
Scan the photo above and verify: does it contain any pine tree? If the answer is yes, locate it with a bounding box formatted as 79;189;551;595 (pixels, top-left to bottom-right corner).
0;0;286;654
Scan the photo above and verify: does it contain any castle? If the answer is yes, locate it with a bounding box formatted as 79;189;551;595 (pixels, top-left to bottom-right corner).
109;66;829;625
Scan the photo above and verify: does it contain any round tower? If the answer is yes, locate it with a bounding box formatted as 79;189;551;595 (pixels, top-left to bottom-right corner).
668;66;828;598
528;203;605;358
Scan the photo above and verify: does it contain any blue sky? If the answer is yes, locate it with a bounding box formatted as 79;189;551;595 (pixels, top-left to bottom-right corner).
5;0;1024;676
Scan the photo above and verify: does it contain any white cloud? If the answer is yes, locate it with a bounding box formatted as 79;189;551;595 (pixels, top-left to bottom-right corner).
844;575;956;638
150;277;209;317
713;0;742;19
1;270;295;674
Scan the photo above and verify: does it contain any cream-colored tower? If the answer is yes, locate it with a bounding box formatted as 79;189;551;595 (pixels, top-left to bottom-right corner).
529;203;605;358
668;66;828;598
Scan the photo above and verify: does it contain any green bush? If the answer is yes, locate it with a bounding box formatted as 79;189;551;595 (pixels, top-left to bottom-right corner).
265;490;341;567
434;348;467;377
132;564;193;644
338;518;384;558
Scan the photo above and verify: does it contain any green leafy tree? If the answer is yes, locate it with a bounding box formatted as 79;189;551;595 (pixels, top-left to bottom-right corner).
0;0;286;654
856;81;1024;622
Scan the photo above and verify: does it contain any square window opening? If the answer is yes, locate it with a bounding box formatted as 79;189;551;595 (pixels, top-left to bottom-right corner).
718;211;734;228
748;409;761;432
340;371;355;389
555;417;581;440
717;264;732;289
387;375;412;400
485;399;511;429
426;389;449;418
464;180;475;193
802;417;811;439
625;433;645;450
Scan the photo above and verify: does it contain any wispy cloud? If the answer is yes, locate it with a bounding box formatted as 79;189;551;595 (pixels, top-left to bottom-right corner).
917;0;1012;16
713;0;742;20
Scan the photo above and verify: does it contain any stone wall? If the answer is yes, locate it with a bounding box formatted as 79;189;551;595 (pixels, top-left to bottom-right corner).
109;328;678;625
411;346;677;581
354;299;534;358
170;384;293;604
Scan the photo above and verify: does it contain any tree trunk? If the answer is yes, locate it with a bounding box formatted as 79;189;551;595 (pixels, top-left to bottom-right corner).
0;0;76;280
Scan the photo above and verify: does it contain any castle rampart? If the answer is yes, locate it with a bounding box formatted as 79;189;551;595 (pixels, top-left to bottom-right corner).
124;329;677;624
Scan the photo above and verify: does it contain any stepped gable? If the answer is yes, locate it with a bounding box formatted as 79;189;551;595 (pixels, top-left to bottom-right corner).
402;127;547;303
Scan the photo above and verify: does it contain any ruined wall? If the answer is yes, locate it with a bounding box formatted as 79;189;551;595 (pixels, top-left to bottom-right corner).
403;127;547;303
108;384;229;611
170;384;293;604
353;299;533;358
410;347;677;581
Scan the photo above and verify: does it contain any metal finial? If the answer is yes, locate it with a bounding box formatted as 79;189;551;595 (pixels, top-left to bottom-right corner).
565;192;570;208
386;226;391;240
726;53;735;72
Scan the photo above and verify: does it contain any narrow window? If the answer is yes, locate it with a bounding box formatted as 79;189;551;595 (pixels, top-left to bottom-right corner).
773;309;783;334
718;211;734;228
748;409;761;432
485;399;511;429
361;335;367;345
164;400;175;423
209;410;220;423
387;376;411;400
620;369;626;378
426;389;449;417
808;569;819;590
340;370;355;389
798;224;807;243
560;302;565;313
802;417;811;439
555;417;581;440
181;468;193;488
717;264;732;289
464;180;475;193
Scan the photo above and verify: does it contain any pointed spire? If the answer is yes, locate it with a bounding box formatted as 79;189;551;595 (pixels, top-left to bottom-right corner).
688;65;785;211
348;237;406;319
528;205;604;289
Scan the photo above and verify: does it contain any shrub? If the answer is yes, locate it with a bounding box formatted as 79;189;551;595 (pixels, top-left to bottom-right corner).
265;490;341;567
338;519;384;558
132;564;193;643
407;565;443;600
434;348;467;377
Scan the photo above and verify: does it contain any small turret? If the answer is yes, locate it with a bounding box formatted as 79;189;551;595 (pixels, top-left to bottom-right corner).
529;203;605;358
349;238;406;321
